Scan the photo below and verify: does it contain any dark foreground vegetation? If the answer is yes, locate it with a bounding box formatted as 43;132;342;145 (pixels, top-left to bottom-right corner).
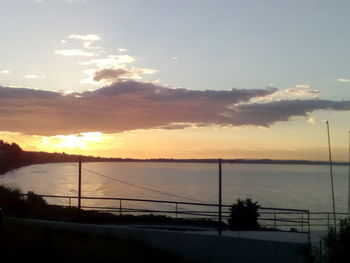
0;223;188;263
228;198;261;231
312;219;350;263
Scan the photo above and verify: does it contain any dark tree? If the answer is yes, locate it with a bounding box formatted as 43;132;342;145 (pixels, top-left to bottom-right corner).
228;198;261;231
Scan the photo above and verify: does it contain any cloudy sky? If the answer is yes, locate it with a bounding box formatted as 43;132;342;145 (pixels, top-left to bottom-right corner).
1;0;350;160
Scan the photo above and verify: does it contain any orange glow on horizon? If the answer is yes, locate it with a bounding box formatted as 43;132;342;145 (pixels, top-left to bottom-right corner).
0;117;349;162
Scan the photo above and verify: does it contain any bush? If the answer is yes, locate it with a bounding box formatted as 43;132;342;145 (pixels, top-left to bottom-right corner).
315;219;350;263
228;198;261;231
0;185;27;217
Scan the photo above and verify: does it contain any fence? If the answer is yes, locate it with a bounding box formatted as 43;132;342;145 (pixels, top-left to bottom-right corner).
23;194;310;229
21;193;349;235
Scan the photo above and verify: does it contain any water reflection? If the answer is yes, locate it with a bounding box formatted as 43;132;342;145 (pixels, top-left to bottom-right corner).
1;162;348;213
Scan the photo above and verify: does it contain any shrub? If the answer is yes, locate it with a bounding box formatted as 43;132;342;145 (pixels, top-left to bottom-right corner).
228;198;261;231
316;219;350;263
0;185;27;216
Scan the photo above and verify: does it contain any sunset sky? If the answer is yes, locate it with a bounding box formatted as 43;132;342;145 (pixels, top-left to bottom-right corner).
1;0;350;161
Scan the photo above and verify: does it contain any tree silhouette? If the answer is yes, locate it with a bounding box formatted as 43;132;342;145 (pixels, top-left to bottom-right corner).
228;198;261;231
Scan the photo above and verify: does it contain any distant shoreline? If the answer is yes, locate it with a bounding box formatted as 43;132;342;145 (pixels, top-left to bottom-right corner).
83;158;349;166
1;141;348;176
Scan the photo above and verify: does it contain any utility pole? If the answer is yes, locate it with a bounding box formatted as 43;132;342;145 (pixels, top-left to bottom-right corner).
326;121;336;228
78;155;82;211
218;158;222;236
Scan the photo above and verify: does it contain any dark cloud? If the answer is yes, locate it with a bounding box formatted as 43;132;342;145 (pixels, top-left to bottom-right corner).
0;81;349;136
230;100;350;126
93;68;129;82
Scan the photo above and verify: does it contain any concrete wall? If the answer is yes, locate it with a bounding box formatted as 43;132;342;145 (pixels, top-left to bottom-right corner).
8;218;308;263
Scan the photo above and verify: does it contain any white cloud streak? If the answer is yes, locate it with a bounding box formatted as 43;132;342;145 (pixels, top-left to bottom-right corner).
54;49;96;57
25;74;45;79
337;78;350;83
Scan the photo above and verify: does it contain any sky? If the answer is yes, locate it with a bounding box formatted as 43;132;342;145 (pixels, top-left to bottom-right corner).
0;0;350;161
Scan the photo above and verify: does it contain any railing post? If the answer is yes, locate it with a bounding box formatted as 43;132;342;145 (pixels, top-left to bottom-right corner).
175;203;178;219
119;200;122;216
327;213;330;230
301;213;304;232
68;197;71;208
78;156;82;211
307;211;311;244
274;213;277;228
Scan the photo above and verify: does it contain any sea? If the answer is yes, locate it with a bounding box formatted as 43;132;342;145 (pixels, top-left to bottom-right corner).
0;162;349;214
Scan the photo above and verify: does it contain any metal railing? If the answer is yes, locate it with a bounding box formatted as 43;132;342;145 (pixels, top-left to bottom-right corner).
23;193;349;231
21;193;314;234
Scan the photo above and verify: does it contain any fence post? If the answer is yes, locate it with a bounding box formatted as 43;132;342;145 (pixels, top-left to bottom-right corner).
307;211;311;244
68;197;71;208
218;158;222;236
274;213;277;228
301;213;304;232
175;203;178;219
78;156;82;211
119;200;122;216
327;213;330;229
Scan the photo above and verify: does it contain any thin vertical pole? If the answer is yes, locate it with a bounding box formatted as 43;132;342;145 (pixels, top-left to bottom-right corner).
78;155;82;211
307;211;311;244
327;213;330;229
348;131;350;219
301;213;304;232
218;158;222;236
175;203;178;219
326;121;336;228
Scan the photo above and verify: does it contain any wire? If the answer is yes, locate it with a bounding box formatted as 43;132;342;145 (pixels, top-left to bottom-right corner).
4;134;208;203
70;163;207;203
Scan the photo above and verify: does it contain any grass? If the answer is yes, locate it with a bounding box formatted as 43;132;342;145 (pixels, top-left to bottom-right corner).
0;223;189;263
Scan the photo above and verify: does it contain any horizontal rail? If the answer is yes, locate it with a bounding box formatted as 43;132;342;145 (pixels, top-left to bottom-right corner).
24;192;350;233
23;193;310;213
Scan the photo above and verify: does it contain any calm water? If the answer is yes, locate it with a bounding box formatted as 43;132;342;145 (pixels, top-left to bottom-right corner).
0;162;349;212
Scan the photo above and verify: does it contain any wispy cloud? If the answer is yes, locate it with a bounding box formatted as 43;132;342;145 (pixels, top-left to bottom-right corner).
68;34;101;49
25;74;45;79
0;70;11;74
54;49;96;57
80;55;135;68
1;82;349;136
56;33;157;87
337;78;350;83
79;54;156;85
250;84;319;103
